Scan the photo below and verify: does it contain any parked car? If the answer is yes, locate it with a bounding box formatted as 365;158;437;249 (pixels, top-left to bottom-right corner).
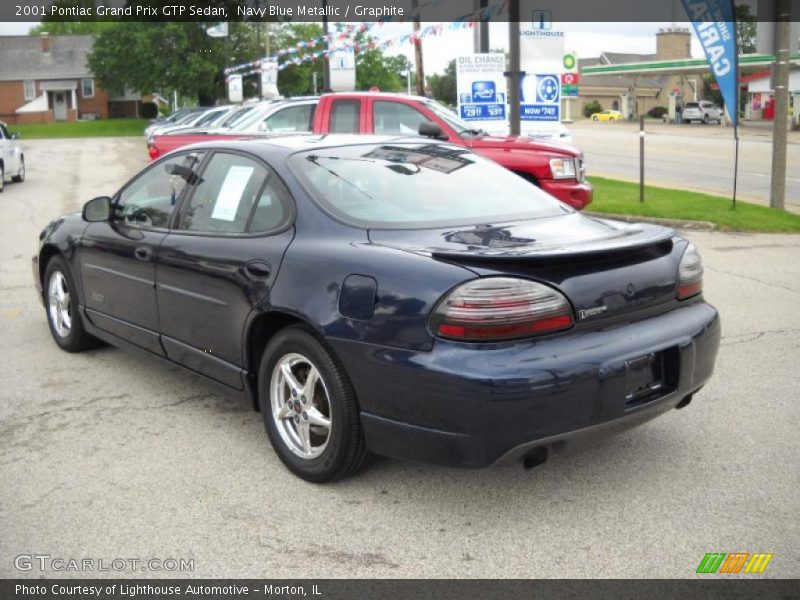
682;101;723;124
0;121;25;192
486;121;573;145
143;107;204;139
148;98;318;160
311;93;591;210
591;110;624;122
33;135;720;482
149;93;592;210
145;106;235;147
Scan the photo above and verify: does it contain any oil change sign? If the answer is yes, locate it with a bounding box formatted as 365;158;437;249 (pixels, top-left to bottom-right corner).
456;54;507;123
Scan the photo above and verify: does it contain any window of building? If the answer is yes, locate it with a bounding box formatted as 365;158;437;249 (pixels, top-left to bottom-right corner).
23;80;35;101
81;78;95;98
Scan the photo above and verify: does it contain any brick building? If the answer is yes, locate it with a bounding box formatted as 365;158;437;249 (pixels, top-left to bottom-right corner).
0;33;139;125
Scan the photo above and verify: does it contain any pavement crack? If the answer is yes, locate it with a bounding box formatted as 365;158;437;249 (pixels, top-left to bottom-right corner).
705;265;800;295
721;328;800;346
0;393;215;427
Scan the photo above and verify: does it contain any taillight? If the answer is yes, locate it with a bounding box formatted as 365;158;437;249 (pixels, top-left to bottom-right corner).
430;277;574;342
677;242;703;300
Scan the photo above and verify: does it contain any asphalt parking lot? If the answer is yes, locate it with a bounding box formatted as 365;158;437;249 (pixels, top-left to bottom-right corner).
1;138;798;579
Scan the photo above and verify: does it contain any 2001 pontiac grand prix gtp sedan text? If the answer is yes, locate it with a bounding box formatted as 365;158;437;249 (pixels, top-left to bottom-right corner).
32;135;720;482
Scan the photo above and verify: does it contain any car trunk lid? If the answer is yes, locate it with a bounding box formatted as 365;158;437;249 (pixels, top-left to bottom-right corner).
368;213;681;322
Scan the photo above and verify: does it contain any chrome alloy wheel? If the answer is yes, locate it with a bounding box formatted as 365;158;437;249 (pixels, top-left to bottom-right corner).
270;353;333;459
48;271;72;337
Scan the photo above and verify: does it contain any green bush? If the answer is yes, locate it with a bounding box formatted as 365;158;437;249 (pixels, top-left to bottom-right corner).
140;102;158;119
583;100;603;118
648;106;668;119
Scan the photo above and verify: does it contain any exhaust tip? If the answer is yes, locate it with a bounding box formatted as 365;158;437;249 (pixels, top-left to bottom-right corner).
522;447;548;470
675;394;693;410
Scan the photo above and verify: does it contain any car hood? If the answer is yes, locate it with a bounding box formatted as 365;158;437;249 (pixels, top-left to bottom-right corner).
463;133;580;156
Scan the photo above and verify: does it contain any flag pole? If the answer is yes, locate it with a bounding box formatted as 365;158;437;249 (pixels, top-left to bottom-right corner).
732;125;739;210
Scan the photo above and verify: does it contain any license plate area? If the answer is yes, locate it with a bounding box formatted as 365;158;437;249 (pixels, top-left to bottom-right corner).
624;348;678;409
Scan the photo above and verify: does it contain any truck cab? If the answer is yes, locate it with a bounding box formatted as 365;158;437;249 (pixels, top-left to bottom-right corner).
312;92;592;210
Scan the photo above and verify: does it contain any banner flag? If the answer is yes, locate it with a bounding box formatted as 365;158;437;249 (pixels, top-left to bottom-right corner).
680;0;739;128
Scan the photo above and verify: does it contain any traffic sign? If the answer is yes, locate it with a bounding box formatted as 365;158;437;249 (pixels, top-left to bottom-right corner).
562;84;579;97
561;73;579;85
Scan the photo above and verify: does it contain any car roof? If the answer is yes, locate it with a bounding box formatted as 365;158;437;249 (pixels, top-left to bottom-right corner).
182;134;463;157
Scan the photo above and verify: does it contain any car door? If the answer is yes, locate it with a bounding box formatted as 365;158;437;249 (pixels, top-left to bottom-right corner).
80;151;205;355
156;150;295;389
0;123;11;177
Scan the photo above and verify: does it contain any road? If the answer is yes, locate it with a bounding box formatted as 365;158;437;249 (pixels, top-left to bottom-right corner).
572;120;800;213
1;138;799;579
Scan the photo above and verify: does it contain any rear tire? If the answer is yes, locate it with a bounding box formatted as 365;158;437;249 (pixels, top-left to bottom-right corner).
0;163;5;193
259;326;370;482
43;255;101;352
12;157;24;183
703;114;709;124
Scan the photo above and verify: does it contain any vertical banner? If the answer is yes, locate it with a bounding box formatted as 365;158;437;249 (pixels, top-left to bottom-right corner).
520;16;565;128
260;58;279;99
680;0;738;128
456;54;507;126
329;47;356;92
227;74;242;103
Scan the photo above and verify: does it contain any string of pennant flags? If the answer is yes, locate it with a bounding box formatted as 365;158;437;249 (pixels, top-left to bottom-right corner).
223;0;509;81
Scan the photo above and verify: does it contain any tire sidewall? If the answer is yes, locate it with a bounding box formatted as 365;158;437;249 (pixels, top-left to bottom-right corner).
0;164;5;193
259;327;358;482
44;256;83;351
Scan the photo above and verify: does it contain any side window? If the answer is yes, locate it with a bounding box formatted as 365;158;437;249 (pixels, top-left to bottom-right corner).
373;101;432;135
179;152;267;234
330;100;360;133
263;104;314;132
250;174;292;232
114;152;205;228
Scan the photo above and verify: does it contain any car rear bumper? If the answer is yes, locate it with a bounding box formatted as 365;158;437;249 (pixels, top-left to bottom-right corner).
330;301;720;468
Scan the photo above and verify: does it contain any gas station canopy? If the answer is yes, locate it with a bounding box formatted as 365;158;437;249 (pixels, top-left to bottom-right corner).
582;53;800;77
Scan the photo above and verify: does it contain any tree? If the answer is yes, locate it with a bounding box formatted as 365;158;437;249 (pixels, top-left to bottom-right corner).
355;41;405;91
736;4;757;54
272;23;325;96
426;59;456;106
88;22;260;105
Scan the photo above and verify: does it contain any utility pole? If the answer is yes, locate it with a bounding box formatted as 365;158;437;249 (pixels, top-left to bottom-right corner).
769;0;790;210
474;0;489;53
411;0;425;96
507;0;521;136
322;0;331;92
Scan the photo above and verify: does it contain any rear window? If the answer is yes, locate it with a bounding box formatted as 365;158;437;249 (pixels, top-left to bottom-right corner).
685;102;700;109
289;143;569;229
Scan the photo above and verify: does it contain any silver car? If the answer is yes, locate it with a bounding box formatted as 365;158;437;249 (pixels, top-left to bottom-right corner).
682;101;723;125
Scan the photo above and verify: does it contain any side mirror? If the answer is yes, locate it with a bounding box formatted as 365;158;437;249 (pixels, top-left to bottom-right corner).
11;132;20;140
418;122;447;140
83;196;112;222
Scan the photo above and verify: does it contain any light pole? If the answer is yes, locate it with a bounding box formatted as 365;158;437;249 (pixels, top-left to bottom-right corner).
401;70;411;95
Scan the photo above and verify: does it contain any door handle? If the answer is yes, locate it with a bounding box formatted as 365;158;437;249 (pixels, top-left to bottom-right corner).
245;260;271;279
134;246;153;262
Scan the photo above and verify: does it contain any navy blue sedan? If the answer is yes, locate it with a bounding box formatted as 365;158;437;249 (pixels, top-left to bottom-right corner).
33;135;720;482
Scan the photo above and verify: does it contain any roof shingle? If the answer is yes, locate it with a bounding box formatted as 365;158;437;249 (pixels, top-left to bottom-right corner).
0;35;94;82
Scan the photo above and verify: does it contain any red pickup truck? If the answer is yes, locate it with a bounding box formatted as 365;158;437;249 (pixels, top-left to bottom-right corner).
313;93;591;210
150;93;592;210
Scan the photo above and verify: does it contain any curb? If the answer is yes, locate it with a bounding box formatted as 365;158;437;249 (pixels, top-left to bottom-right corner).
585;212;717;231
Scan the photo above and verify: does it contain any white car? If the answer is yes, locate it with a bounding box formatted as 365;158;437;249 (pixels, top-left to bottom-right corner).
485;121;573;145
0;121;25;192
682;101;723;124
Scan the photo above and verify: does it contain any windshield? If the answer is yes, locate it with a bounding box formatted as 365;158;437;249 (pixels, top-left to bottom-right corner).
289;142;569;229
422;100;483;137
219;106;253;128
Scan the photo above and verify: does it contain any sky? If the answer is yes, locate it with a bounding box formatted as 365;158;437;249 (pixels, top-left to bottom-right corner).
0;20;706;75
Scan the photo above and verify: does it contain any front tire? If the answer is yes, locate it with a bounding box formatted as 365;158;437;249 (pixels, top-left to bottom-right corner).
12;156;24;183
259;326;370;482
0;163;5;193
43;256;100;352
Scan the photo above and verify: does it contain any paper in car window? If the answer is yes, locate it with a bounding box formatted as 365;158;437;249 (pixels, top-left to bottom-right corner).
211;165;254;221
